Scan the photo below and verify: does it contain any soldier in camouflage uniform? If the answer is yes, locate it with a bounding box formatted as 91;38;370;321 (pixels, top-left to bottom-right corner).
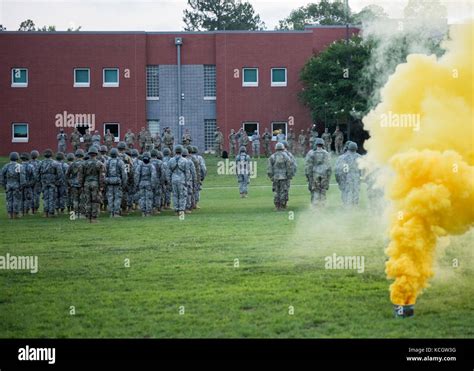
124;129;136;149
55;152;69;213
251;130;260;158
186;146;201;210
65;153;75;212
321;127;332;153
57;128;68;153
228;129;236;157
287;128;295;154
104;129;115;150
162;147;172;209
71;128;82;151
167;145;188;215
305;138;332;207
92;130;101;149
116;142;133;215
298;130;307;156
182;148;197;213
150;149;166;214
105;148;127;217
66;149;85;218
267;142;294;211
79;147;105;222
236;146;251;198
333;126;344;155
262;128;272;157
162;127;175;152
192;146;206;208
134;152;157;216
282;141;298;196
29;150;42;214
144;129;154;152
152;132;162;151
83;129;93;150
38;149;63;217
1;152;26;219
20;152;35;216
182;129;192;146
335;141;361;206
214;127;224;157
130;149;142;210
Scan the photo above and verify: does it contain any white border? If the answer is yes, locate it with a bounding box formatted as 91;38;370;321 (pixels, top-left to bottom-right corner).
103;68;119;87
242;68;258;87
104;122;120;142
242;121;259;139
12;123;29;143
74;68;90;87
271;121;287;141
271;68;287;87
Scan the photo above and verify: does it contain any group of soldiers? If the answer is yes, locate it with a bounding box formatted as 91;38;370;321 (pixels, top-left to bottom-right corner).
1;141;207;221
223;125;346;159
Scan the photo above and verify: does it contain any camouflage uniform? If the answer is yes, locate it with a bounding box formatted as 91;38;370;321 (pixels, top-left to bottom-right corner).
214;128;224;157
57;130;68;153
267;143;293;210
333;128;344;155
20;153;35;215
194;147;206;206
70;129;82;151
66;150;85;218
167;146;188;213
287;129;295;153
150;150;166;214
38;150;64;217
182;130;192;146
83;131;93;150
182;149;197;212
152;133;162;151
162;129;175;152
298;131;307;156
262;130;272;157
321;129;332;152
161;148;172;209
236;147;251;197
135;153;157;216
117;142;133;214
228;130;236;157
124;130;135;149
105;148;128;217
144;130;154;152
104;131;115;150
55;153;69;213
1;153;26;218
335;142;361;206
251;131;260;157
187;146;201;210
305;138;332;206
79;147;106;221
92;132;101;149
29;150;42;213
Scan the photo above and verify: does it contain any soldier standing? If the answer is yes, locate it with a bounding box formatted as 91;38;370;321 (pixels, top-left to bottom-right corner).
134;152;157;217
236;146;251;198
182;129;192;146
335;141;361;206
29;150;42;214
167;145;188;216
79;147;105;222
55;152;69;214
66;149;85;218
150;149;166;215
251;130;260;158
182;148;197;213
287;128;295;153
83;129;93;150
124;129;136;149
71;128;82;151
105;148;127;217
162;147;172;209
305;138;331;207
162;127;175;152
214;126;224;157
1;152;26;219
117;142;133;215
333;126;344;155
92;130;101;149
19;152;34;216
298;130;307;157
321;128;332;152
138;127;147;153
262;128;272;157
152;132;162;151
104;129;115;150
144;129;154;152
38;149;63;217
228;129;236;157
267;142;293;211
276;129;286;143
57;128;68;153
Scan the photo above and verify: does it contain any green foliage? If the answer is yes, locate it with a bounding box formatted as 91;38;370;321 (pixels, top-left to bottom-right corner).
183;0;265;31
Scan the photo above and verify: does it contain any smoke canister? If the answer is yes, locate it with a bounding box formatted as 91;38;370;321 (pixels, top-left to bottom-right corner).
393;304;415;318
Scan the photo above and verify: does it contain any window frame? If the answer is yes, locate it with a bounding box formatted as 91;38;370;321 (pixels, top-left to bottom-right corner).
146;65;160;101
103;68;119;88
74;68;90;88
12;123;29;143
242;122;259;138
242;67;258;87
271;122;288;141
271;68;287;87
11;68;28;88
103;123;120;142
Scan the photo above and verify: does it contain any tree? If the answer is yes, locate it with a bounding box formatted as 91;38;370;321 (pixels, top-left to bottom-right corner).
352;4;388;25
18;19;36;31
0;25;6;31
299;35;372;145
183;0;265;31
38;25;56;32
67;26;82;32
277;0;350;30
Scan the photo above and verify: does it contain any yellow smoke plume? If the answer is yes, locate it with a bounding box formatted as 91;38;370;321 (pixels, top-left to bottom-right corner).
363;22;474;305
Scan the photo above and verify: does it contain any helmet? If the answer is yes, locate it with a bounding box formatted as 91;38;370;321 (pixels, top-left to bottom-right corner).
156;151;163;160
182;148;189;156
117;141;127;150
131;149;139;157
174;145;183;154
142;152;151;161
43;149;53;158
163;148;171;156
110;148;119;158
239;146;247;153
186;145;193;153
20;152;30;161
275;142;285;150
316;138;325;146
66;153;75;161
75;149;84;158
9;152;19;161
99;145;108;153
31;150;39;159
150;149;159;158
191;146;198;154
56;152;65;161
348;141;358;151
88;146;99;155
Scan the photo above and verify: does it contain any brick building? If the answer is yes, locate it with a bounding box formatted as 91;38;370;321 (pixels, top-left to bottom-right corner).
0;25;359;155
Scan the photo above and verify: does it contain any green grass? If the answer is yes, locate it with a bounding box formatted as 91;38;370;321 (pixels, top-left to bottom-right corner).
0;155;472;338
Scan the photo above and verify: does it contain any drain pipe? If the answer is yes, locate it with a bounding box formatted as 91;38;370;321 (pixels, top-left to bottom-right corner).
175;37;183;145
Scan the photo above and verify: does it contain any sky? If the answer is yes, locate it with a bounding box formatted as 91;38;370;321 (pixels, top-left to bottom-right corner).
0;0;473;31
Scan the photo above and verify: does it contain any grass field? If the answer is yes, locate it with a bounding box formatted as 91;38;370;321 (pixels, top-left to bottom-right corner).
0;155;473;338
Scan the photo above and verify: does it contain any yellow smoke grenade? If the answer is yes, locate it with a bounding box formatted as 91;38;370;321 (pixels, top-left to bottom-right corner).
363;22;474;305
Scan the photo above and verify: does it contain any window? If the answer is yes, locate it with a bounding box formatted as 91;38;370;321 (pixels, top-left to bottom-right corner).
11;68;28;87
104;123;120;142
74;68;90;87
146;65;159;100
243;122;259;137
271;122;287;140
204;119;216;151
271;68;287;87
242;68;258;87
204;65;216;99
147;120;160;136
12;123;28;143
103;68;119;87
